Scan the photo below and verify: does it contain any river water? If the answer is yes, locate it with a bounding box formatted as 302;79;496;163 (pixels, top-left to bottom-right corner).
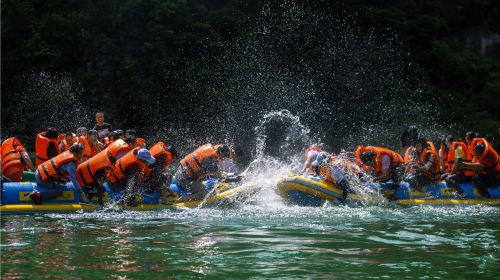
1;200;499;279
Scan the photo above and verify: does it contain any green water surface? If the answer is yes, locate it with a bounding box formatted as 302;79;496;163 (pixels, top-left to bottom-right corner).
1;203;499;279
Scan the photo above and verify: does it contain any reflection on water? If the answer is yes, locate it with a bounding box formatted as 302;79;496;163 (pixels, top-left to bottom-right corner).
1;205;499;279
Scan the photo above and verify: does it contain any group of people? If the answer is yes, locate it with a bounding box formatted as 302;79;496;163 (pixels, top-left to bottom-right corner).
1;112;237;205
302;127;500;199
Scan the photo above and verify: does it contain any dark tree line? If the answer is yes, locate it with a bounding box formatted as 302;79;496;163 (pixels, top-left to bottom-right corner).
2;0;499;153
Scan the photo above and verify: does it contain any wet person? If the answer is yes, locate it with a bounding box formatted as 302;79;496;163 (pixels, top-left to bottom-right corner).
77;127;88;138
125;129;146;148
403;137;440;192
107;148;156;205
35;127;60;165
465;131;479;154
93;112;113;142
77;138;132;204
31;143;87;204
318;154;362;202
1;137;36;182
442;137;473;197
457;138;500;198
141;142;177;193
438;135;454;172
301;144;322;174
174;144;231;202
60;132;77;152
356;146;404;187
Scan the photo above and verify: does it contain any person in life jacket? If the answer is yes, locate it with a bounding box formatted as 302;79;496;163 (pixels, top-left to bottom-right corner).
403;137;440;192
60;132;77;152
174;144;231;201
1;137;36;182
108;148;156;206
301;144;323;174
441;137;474;197
77;138;131;188
465;131;479;155
456;138;500;198
125;129;146;148
30;143;88;204
356;146;404;188
318;154;364;202
141;142;178;193
35;127;60;165
77;127;88;138
438;135;454;172
79;129;104;161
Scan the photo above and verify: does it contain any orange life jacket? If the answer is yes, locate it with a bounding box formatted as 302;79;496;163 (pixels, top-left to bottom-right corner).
470;138;500;176
78;136;98;161
180;144;220;178
149;141;174;167
135;137;146;148
439;147;449;171
37;151;80;182
355;146;403;177
77;147;118;187
419;142;440;180
35;132;60;165
1;137;27;176
446;141;473;176
103;137;110;147
108;148;150;183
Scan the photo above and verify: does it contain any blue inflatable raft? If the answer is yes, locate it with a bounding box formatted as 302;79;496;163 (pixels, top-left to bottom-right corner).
0;176;252;213
277;174;500;206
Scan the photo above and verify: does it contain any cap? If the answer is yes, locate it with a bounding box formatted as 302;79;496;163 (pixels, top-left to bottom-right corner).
137;148;156;165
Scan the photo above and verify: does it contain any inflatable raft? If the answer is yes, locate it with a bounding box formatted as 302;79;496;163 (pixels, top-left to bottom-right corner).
277;174;500;206
1;175;252;213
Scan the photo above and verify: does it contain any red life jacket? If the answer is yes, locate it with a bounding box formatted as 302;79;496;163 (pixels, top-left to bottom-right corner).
180;144;220;178
35;132;60;165
419;142;440;180
470;138;500;176
446;141;473;176
355;146;403;177
135;137;146;148
37;151;79;182
78;136;98;161
1;137;27;181
108;148;150;183
77;148;117;187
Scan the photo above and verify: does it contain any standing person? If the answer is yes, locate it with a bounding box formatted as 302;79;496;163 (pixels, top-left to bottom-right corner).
174;144;231;201
1;137;36;182
30;144;87;204
93;112;113;142
35;127;60;166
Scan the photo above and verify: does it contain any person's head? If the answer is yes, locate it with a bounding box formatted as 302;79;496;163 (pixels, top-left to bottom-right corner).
88;129;98;141
70;143;84;161
136;148;156;166
46;127;59;139
216;145;231;159
465;131;476;144
125;129;136;137
77;127;88;137
473;143;486;158
359;151;376;167
444;135;455;149
65;132;76;144
108;131;117;141
165;145;178;161
114;129;124;140
124;135;136;145
95;112;104;125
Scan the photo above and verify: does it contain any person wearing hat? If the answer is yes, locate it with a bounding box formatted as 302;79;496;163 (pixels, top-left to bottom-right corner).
175;144;232;201
30;143;88;204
